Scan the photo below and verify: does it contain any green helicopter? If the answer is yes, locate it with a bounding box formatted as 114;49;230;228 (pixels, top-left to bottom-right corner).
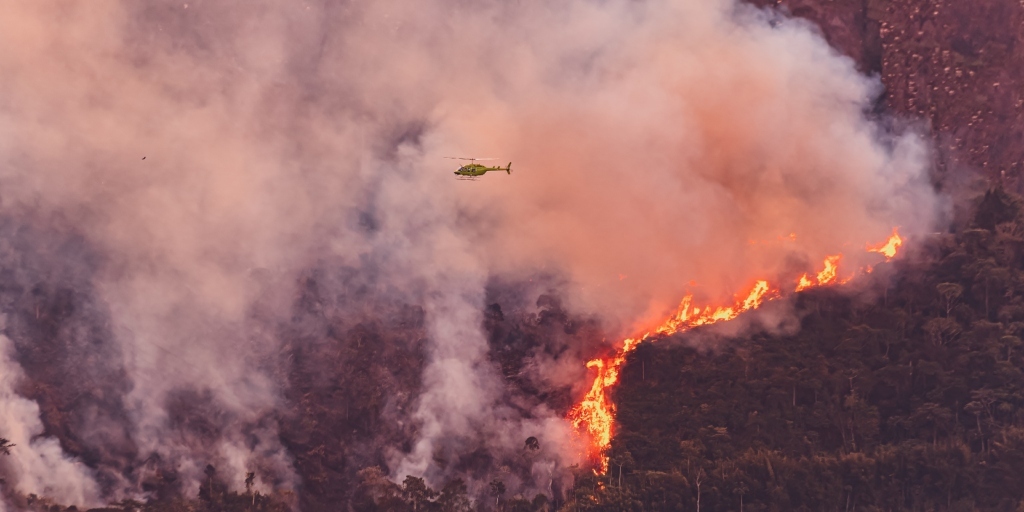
446;157;512;180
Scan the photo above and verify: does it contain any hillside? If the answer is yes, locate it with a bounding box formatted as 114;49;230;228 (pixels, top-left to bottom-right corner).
573;188;1024;510
351;189;1024;511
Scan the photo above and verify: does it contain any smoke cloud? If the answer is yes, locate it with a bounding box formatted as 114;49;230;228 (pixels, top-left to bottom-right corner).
0;334;100;507
0;0;937;506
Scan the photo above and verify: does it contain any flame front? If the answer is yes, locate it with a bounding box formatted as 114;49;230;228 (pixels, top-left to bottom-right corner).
568;229;905;472
795;254;843;291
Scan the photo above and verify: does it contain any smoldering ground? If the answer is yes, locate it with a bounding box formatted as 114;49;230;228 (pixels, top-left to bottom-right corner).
0;0;937;508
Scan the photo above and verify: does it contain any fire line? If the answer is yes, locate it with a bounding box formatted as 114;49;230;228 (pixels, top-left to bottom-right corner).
568;229;904;473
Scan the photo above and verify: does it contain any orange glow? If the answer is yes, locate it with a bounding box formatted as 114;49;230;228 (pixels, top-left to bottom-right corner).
795;274;815;291
868;228;903;260
567;229;907;472
816;254;841;285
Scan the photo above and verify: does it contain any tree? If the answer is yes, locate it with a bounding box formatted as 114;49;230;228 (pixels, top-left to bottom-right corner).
0;438;14;455
910;403;953;447
201;464;219;505
969;258;1008;318
489;479;506;508
245;472;256;508
732;481;749;512
530;493;549;511
924;317;961;346
356;466;405;510
402;476;437;512
693;467;705;512
437;479;472;512
505;496;532;512
937;283;964;318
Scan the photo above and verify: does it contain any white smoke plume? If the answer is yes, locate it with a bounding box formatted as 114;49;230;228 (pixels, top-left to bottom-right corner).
0;0;937;505
0;333;101;508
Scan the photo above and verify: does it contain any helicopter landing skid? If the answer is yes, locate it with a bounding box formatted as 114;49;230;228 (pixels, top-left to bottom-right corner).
455;176;479;181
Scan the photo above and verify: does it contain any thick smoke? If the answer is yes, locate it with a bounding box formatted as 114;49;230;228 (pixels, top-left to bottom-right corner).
0;334;100;508
0;0;937;506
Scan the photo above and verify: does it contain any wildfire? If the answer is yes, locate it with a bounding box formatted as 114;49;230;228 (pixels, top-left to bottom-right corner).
568;229;904;472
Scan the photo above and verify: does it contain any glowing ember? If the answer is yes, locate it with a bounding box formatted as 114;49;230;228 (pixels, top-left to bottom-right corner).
568;228;905;472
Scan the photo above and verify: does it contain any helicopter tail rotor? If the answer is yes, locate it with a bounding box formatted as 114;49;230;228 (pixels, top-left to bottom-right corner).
506;162;512;174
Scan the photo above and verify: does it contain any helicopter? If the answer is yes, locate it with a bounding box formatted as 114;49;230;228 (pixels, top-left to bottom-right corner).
445;157;512;180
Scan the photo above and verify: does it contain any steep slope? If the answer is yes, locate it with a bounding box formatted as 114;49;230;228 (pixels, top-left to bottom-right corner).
594;189;1024;510
753;0;1024;187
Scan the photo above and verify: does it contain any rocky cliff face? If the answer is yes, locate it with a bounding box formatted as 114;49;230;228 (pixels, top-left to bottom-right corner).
753;0;1023;189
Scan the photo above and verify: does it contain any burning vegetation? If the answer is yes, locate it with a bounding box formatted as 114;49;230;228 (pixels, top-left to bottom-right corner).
570;231;905;472
564;187;1024;511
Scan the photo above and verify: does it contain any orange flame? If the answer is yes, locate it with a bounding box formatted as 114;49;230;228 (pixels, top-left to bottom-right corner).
816;254;841;284
795;274;815;291
868;228;903;260
796;254;844;291
567;229;904;472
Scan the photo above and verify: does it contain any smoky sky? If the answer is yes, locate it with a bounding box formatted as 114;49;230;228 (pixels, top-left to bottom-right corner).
0;0;937;507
